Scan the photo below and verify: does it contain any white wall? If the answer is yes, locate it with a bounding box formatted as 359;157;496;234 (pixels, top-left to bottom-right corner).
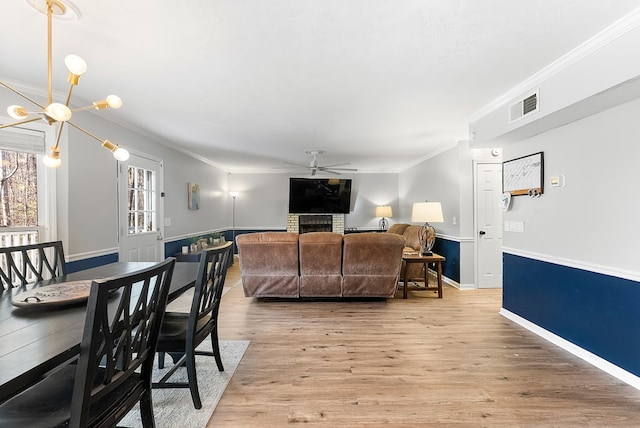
228;172;399;230
399;144;475;284
69;113;231;257
399;147;461;236
502;96;640;278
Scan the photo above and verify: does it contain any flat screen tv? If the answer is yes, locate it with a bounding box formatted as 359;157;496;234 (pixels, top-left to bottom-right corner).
288;178;352;214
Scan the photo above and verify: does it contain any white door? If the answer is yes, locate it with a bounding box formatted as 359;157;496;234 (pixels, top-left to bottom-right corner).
118;153;164;262
475;162;503;288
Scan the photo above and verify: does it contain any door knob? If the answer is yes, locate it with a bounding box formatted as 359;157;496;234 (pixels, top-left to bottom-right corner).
479;231;486;236
156;235;163;240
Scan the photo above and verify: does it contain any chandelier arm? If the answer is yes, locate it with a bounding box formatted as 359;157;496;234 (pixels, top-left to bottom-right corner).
47;1;54;105
70;105;97;113
53;121;65;150
0;117;42;130
0;82;46;110
64;83;74;106
65;120;106;144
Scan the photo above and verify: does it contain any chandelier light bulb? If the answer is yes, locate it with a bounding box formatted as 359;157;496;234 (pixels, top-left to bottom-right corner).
64;54;87;76
43;147;61;168
102;140;129;161
43;155;62;168
106;95;122;109
45;103;72;122
93;95;123;110
113;147;130;161
7;105;28;120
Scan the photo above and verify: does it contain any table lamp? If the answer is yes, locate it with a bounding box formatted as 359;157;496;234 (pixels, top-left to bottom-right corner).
375;205;393;231
411;202;444;255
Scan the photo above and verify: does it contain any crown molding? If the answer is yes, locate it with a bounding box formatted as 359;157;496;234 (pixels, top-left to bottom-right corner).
469;7;640;123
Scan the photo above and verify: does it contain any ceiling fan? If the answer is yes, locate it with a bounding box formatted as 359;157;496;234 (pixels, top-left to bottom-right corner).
283;150;358;176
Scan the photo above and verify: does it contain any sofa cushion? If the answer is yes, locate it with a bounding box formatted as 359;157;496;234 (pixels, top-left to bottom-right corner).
387;223;409;235
299;232;343;297
402;225;423;251
342;233;404;298
237;232;300;297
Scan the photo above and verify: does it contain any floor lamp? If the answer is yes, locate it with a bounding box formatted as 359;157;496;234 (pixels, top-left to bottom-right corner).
229;191;239;254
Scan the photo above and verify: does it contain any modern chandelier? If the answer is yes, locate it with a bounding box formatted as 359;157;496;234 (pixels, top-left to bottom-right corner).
0;0;129;168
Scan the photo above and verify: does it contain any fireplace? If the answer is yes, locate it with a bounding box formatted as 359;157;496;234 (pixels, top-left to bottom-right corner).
299;215;332;233
287;213;345;234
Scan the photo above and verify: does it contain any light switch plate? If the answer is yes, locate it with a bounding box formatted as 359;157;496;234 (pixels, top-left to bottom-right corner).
550;174;565;187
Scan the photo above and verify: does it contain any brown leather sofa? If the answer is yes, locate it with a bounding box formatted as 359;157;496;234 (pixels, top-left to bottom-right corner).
236;231;405;298
387;223;424;281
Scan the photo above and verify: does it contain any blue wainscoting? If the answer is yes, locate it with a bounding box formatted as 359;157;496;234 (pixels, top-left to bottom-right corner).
503;253;640;377
432;238;460;283
66;253;119;274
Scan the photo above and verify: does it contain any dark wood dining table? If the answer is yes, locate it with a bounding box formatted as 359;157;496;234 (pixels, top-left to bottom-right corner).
0;261;199;403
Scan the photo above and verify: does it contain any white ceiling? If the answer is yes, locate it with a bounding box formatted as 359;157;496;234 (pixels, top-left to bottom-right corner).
1;0;639;173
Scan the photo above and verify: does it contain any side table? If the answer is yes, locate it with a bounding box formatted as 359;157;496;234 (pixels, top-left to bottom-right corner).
401;252;446;299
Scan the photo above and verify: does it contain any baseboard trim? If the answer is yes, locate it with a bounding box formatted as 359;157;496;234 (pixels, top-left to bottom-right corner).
440;276;477;291
500;308;640;391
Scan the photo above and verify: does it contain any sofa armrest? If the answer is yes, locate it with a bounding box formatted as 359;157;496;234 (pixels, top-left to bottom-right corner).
237;232;300;297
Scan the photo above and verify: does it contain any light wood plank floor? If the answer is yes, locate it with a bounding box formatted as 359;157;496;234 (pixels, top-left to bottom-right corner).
207;260;640;426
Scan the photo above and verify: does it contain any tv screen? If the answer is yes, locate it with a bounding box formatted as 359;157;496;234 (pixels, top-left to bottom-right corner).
288;178;352;214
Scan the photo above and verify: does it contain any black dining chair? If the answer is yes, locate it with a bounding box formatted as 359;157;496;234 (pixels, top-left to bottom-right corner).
153;242;233;409
0;240;66;290
0;257;175;428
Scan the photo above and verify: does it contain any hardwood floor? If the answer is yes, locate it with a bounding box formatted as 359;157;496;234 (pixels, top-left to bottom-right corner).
207;260;640;426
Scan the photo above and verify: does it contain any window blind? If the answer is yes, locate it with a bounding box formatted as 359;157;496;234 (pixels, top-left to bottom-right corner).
0;127;46;154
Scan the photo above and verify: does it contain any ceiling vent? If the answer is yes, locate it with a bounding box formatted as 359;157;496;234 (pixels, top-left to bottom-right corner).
509;91;539;123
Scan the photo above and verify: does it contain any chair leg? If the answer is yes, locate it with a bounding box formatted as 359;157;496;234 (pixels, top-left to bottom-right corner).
185;350;203;409
211;328;225;372
158;351;165;369
139;388;156;427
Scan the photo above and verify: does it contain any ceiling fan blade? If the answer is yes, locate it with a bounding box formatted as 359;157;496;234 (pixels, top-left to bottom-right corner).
321;162;351;168
320;167;358;172
282;161;311;168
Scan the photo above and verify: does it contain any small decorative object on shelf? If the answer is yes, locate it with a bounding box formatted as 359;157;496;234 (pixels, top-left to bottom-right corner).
211;232;223;244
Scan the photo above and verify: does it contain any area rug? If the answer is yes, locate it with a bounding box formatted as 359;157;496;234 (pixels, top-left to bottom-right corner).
120;339;250;427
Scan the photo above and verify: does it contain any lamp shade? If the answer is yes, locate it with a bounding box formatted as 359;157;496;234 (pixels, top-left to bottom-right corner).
411;202;443;223
375;205;393;218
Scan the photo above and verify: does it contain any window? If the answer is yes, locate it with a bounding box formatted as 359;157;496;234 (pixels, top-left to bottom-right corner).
0;127;53;246
127;165;156;234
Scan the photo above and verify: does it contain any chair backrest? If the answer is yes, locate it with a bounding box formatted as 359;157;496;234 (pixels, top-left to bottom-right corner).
188;242;233;348
69;257;176;428
0;241;66;289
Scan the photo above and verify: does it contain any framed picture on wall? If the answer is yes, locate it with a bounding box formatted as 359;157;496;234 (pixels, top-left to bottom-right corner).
188;182;200;210
502;152;544;196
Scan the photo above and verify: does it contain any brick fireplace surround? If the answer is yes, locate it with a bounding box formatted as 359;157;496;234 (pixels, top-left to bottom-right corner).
287;214;345;234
